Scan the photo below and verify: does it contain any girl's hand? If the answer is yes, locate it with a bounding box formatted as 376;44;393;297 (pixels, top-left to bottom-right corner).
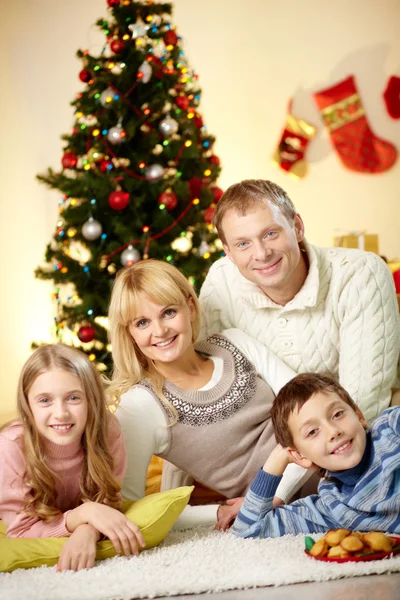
68;503;145;556
57;524;99;572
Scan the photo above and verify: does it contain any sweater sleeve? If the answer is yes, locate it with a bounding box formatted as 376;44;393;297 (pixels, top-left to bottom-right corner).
337;253;400;425
115;386;169;500
232;469;334;538
199;259;235;338
0;435;70;538
106;412;127;486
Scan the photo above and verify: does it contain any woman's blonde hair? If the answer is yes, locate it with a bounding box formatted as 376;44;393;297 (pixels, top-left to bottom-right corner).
107;259;201;415
6;344;121;522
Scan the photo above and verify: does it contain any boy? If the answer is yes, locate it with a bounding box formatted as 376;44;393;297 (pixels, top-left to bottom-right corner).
232;373;400;538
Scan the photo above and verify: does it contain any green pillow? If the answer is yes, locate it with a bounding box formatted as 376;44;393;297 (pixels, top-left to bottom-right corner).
0;486;193;572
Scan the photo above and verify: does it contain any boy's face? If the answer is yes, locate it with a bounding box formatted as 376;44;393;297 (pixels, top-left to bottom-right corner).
287;391;367;472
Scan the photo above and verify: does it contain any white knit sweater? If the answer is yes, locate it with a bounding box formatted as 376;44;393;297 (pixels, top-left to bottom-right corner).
199;242;400;425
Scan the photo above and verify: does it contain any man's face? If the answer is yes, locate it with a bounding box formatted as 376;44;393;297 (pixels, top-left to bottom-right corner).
221;202;305;298
288;392;367;472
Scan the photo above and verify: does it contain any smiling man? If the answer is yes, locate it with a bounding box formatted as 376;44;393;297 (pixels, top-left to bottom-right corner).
200;179;400;425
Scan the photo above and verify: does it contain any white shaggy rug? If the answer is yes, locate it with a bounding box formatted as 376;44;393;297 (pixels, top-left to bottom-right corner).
1;527;400;600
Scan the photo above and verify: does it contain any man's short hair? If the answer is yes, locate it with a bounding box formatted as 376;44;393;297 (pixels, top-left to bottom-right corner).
212;179;297;245
271;373;359;448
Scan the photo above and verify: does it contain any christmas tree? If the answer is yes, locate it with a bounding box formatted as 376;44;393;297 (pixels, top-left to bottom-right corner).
35;0;223;371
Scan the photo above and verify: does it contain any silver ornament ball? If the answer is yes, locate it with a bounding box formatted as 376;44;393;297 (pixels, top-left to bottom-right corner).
144;164;165;180
107;125;126;144
159;116;179;137
82;218;102;241
121;245;141;267
100;87;118;107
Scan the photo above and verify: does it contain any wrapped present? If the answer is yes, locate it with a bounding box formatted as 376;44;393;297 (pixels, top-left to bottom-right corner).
333;232;379;254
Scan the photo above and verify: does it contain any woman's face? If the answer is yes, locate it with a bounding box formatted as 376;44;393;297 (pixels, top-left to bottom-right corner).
128;296;195;365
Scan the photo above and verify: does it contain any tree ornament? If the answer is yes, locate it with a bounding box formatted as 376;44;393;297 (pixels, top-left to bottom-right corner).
176;95;189;110
79;69;92;83
159;115;179;137
108;190;130;210
100;87;118;107
314;76;397;174
107;0;120;7
199;240;210;257
61;151;78;168
128;18;149;39
211;186;224;203
204;205;215;224
188;176;204;198
110;38;125;53
107;124;126;144
164;30;178;46
82;217;102;241
272;110;316;179
383;76;400;119
171;235;192;253
158;190;178;210
194;115;204;128
99;159;113;172
138;61;152;83
121;245;141;267
145;164;165;180
77;325;95;343
210;155;220;166
87;148;104;164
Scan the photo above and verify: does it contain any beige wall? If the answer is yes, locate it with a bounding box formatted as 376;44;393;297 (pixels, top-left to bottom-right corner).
1;0;399;417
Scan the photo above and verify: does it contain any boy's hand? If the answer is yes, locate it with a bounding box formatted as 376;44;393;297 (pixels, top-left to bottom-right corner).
57;524;99;572
263;444;292;476
67;502;145;556
215;497;244;531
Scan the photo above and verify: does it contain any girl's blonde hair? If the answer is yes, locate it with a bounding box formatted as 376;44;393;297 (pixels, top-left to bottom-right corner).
7;344;121;522
107;259;201;415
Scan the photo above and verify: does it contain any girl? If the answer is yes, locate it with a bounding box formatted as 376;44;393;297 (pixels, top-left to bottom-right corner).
0;344;144;572
108;260;312;529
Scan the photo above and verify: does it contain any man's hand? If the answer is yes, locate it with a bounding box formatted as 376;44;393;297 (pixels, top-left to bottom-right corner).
263;444;292;477
57;524;99;572
66;502;146;556
215;497;244;531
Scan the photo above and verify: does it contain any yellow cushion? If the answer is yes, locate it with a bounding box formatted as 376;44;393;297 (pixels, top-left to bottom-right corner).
0;485;193;572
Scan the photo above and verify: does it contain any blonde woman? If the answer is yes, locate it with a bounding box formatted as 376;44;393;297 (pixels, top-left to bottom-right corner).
0;345;144;571
108;260;313;529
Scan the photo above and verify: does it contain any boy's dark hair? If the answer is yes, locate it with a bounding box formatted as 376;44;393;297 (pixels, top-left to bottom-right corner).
271;373;359;448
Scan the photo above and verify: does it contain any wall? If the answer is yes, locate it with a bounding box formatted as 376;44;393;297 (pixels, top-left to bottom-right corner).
1;0;399;417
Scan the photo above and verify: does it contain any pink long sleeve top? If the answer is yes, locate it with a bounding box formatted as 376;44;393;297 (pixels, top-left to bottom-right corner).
0;412;126;538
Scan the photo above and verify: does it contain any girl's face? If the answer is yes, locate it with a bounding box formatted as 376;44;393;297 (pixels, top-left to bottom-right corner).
27;369;88;446
128;296;195;366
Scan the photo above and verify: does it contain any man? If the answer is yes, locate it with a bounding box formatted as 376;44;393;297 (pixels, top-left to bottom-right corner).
200;179;400;426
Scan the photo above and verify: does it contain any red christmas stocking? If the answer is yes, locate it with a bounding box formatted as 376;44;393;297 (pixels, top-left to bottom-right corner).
272;111;316;179
313;75;397;173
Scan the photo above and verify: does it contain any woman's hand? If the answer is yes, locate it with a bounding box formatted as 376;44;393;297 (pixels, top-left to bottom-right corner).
215;496;244;531
66;503;146;556
57;524;99;572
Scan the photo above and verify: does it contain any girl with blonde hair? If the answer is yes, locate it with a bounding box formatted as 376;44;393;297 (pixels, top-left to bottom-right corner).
0;344;144;571
108;260;312;529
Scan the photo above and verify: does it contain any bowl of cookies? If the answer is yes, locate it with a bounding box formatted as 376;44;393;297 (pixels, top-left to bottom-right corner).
305;529;400;562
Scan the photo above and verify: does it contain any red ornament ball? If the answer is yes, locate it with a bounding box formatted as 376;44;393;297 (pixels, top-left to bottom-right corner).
108;190;130;210
110;38;125;53
211;186;224;203
99;159;113;172
189;177;204;198
158;191;178;210
164;30;178;46
79;69;92;83
107;0;120;7
204;206;215;224
194;115;204;129
176;95;189;110
77;325;95;344
210;155;220;166
61;151;78;169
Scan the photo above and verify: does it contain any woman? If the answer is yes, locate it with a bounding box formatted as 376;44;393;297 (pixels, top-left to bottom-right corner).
107;260;311;528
